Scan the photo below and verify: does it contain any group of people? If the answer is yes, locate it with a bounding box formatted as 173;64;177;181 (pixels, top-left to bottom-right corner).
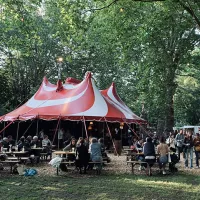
128;129;200;176
166;129;200;169
62;137;110;174
0;134;53;163
128;135;178;175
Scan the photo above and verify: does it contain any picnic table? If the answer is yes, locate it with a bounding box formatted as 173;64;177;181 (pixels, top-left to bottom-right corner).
0;160;20;173
6;151;28;157
53;151;75;156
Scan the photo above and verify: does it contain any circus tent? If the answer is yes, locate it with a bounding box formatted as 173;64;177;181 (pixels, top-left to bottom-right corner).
0;72;146;124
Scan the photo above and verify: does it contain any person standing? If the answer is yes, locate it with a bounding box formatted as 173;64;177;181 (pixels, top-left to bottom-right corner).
58;128;64;149
175;129;184;161
39;129;44;140
157;136;169;175
193;133;200;168
113;127;122;156
166;133;175;150
183;131;194;169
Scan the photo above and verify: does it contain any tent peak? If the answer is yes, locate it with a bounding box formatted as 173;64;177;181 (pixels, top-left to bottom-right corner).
56;79;63;92
43;76;48;85
111;82;116;87
65;77;81;84
85;71;92;79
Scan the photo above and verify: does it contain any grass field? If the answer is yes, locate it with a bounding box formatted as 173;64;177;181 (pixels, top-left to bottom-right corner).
0;172;200;200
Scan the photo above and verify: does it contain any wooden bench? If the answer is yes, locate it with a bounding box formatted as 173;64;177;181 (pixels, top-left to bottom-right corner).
0;160;20;173
56;161;75;175
88;161;104;175
7;157;29;163
127;160;150;175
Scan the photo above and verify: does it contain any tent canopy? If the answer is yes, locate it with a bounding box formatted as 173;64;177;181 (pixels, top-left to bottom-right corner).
0;72;146;123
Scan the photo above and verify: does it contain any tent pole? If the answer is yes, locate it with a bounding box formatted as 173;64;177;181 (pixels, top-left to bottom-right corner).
135;121;152;139
0;121;13;135
23;120;34;136
104;117;118;156
58;119;61;149
82;120;84;138
3;121;5;137
103;122;105;144
122;120;139;140
83;116;88;139
52;116;61;146
16;121;20;144
36;115;39;136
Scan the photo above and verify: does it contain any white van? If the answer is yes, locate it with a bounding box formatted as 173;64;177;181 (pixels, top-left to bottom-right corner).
182;126;200;134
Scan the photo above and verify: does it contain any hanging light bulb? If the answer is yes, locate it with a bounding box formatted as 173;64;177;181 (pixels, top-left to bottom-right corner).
120;8;124;12
120;125;123;130
88;125;92;130
89;121;93;125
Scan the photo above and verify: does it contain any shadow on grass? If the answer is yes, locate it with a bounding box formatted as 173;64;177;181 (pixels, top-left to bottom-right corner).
0;172;200;200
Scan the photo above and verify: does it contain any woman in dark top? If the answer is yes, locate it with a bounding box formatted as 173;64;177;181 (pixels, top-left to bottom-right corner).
143;137;156;176
76;139;89;174
63;138;76;161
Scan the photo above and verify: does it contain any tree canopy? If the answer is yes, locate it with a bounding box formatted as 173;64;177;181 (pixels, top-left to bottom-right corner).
0;0;200;133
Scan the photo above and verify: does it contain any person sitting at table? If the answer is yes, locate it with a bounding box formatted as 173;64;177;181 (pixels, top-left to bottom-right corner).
76;137;84;148
42;135;52;147
143;137;156;176
76;138;89;174
25;135;32;145
8;135;15;146
89;138;103;174
30;136;42;148
84;138;90;149
63;138;76;161
30;136;42;163
18;136;25;150
136;138;145;170
98;138;111;163
2;137;9;151
136;138;144;153
157;136;169;175
42;135;52;159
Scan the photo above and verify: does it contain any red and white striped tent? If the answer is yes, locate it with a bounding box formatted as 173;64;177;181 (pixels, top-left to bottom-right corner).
0;72;146;124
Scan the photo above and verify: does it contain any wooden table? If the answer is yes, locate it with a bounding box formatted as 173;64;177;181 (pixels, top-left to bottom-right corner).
31;148;43;150
53;151;75;156
53;151;76;175
123;149;134;151
6;151;28;156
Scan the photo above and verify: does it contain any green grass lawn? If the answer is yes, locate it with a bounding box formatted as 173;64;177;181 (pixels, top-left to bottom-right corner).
0;172;200;200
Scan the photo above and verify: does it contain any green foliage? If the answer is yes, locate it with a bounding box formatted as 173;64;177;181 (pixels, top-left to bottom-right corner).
0;0;200;131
